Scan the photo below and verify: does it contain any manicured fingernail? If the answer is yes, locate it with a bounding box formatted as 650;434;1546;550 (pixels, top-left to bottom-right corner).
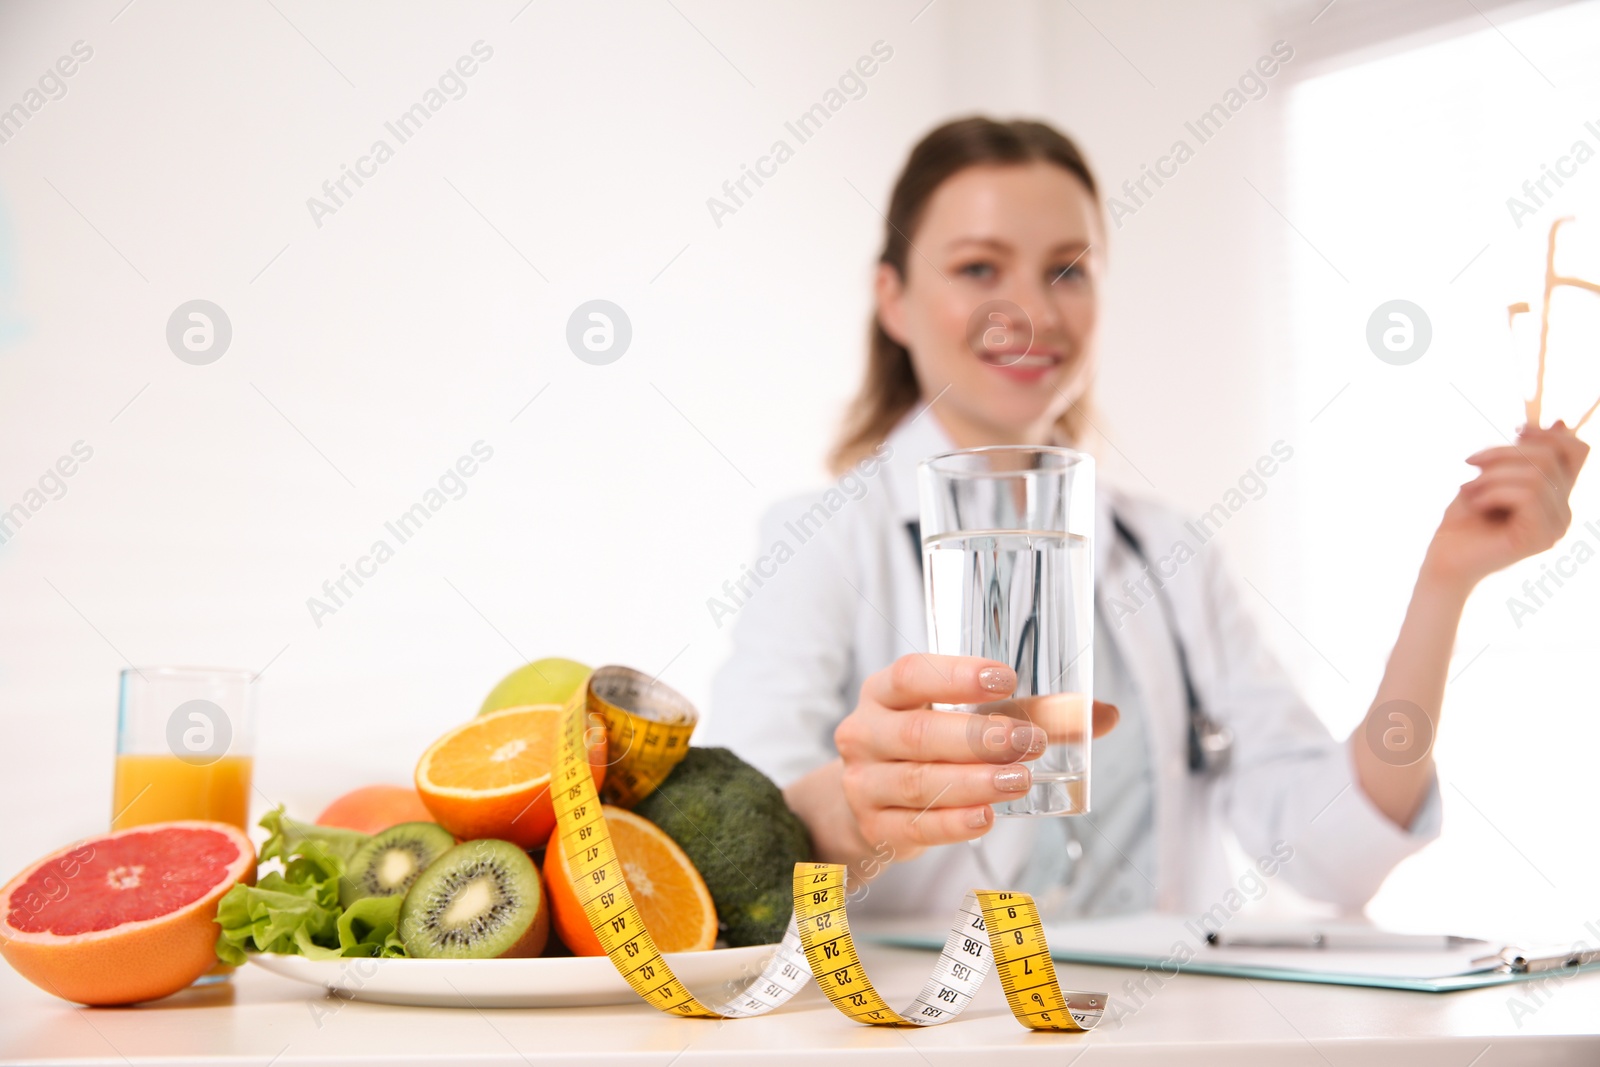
1011;725;1048;755
979;666;1015;693
994;766;1030;792
966;807;991;828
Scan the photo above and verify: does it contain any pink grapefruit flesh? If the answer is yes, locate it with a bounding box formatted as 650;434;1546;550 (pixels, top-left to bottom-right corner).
0;821;256;1005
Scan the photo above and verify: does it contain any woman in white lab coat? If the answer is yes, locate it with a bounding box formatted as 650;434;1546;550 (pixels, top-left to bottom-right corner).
704;117;1589;918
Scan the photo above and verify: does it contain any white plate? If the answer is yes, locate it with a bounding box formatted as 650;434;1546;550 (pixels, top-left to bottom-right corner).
249;944;781;1008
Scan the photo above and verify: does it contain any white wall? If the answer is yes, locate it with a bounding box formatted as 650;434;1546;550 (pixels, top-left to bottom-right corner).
0;0;1300;869
3;0;1590;943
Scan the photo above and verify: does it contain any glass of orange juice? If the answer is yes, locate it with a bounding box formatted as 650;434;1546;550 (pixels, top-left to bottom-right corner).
113;666;255;983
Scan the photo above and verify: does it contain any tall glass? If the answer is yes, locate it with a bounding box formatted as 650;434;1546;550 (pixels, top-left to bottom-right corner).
113;667;256;984
918;446;1094;817
113;667;255;831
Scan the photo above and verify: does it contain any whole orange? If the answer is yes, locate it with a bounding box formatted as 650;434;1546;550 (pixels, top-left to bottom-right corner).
316;784;434;835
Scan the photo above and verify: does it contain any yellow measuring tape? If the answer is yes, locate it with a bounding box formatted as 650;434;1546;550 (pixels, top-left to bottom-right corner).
551;666;1108;1030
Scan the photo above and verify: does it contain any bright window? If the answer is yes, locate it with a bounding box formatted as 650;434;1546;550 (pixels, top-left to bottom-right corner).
1282;2;1600;939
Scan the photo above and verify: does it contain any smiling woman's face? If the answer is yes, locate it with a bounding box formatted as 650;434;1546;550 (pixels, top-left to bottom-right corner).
875;161;1103;448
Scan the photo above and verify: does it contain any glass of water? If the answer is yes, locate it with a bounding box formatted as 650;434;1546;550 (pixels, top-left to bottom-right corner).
917;446;1094;817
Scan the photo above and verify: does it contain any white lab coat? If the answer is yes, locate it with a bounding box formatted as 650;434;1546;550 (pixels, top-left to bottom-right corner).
705;409;1440;917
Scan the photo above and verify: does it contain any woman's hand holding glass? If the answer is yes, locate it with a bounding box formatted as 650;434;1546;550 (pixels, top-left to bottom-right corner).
831;653;1119;865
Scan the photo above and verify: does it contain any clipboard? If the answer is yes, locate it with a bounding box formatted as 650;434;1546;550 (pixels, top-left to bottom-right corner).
865;912;1600;993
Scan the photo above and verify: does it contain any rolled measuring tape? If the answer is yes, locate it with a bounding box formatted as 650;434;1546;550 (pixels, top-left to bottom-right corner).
553;665;1109;1031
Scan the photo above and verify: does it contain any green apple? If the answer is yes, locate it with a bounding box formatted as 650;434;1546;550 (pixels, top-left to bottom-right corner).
478;657;593;715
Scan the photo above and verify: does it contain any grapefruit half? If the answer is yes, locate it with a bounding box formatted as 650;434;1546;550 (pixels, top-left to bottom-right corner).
0;821;256;1005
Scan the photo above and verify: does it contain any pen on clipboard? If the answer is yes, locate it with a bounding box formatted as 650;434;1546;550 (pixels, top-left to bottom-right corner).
1203;928;1600;975
1204;929;1492;952
1498;944;1600;974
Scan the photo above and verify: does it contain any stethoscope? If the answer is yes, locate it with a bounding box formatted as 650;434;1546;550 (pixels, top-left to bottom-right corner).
1107;512;1234;779
906;510;1234;779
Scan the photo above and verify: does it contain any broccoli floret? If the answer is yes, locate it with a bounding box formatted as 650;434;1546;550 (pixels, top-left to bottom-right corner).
632;747;813;947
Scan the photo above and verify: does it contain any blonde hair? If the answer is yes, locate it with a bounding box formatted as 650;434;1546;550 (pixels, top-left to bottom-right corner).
828;116;1102;476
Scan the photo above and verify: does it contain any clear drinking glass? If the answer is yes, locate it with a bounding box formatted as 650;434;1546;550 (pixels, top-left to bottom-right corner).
112;667;256;984
918;446;1094;817
113;667;256;831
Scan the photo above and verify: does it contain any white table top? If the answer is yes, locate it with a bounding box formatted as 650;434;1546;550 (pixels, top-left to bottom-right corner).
3;941;1598;1066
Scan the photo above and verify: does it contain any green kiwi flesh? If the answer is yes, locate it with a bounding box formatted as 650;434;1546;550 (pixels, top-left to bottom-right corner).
399;839;548;959
339;821;455;908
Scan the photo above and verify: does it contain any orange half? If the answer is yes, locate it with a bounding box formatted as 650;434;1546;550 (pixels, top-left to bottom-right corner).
415;705;605;849
544;805;717;955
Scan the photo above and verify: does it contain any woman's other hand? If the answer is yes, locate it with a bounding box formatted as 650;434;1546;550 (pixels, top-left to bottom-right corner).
1422;421;1590;593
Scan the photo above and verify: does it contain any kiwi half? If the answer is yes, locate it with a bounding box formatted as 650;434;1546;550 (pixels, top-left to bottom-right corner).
399;839;548;959
339;822;455;908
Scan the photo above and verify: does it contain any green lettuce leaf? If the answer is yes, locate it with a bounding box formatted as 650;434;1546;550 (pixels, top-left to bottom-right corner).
258;807;369;867
336;895;407;957
215;806;410;963
215;870;340;964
